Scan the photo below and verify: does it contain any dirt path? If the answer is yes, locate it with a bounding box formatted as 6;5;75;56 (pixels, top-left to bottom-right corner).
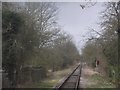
80;65;98;88
80;64;115;88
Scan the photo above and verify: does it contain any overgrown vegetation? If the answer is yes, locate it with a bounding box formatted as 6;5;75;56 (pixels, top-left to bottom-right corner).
81;1;120;87
2;2;80;88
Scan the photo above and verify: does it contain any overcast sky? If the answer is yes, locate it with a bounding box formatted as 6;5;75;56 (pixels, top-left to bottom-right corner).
56;2;105;53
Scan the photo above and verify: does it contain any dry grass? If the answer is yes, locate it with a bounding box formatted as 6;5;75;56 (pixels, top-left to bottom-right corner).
27;64;77;88
80;65;116;88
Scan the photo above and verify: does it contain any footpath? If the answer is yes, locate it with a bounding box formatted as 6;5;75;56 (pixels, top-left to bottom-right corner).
80;65;115;88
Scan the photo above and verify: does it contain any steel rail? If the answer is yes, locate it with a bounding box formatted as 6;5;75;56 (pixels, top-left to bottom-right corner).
55;63;82;90
75;64;82;90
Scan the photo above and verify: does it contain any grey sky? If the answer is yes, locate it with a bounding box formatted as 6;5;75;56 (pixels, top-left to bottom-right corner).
56;2;105;53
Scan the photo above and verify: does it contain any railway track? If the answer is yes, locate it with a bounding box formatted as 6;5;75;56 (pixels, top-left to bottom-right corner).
55;63;82;90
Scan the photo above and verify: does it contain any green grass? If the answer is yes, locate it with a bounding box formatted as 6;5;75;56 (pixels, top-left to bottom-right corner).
87;74;116;88
27;65;75;88
34;78;60;88
38;68;72;87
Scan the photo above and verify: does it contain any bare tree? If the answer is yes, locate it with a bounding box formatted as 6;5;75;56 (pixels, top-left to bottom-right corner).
24;2;60;48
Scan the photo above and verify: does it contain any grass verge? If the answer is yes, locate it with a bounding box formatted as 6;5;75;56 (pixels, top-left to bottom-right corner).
87;74;116;88
29;65;76;88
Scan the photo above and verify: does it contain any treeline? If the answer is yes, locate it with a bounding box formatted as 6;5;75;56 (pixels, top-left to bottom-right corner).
2;2;80;87
81;2;120;87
